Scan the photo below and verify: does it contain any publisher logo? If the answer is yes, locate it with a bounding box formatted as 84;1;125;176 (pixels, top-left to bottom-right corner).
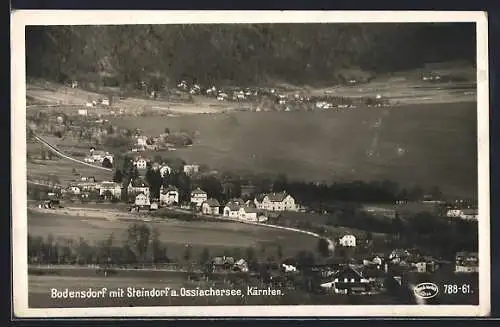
413;282;439;299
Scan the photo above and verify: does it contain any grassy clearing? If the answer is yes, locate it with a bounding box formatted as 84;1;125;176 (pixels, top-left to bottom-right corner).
111;102;477;199
28;210;319;260
27;158;112;185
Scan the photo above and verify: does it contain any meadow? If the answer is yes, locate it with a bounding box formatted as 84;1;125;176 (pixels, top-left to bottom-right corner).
28;210;319;261
111;102;477;199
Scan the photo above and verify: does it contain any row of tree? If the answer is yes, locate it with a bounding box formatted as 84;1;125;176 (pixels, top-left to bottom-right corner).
26;24;475;87
112;152;448;205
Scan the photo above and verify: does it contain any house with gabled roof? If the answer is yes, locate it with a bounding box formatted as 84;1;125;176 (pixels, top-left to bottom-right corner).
319;265;371;295
190;187;207;207
223;200;241;218
159;185;179;205
254;191;297;212
202;198;221;215
135;193;150;207
238;206;259;221
128;178;150;198
99;181;122;199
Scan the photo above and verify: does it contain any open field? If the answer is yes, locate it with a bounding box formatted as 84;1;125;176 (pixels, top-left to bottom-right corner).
111;102;477;199
28;209;319;259
27;158;112;186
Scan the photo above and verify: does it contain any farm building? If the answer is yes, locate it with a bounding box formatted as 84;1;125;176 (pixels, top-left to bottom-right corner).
202;198;220;215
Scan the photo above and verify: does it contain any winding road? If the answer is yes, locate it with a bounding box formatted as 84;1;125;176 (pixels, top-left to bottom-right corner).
30;132;113;172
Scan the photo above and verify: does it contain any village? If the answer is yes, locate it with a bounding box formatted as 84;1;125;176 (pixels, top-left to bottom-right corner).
24;69;480;302
29;133;479;298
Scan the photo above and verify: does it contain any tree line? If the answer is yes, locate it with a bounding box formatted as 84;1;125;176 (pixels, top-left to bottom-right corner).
26;24;475;88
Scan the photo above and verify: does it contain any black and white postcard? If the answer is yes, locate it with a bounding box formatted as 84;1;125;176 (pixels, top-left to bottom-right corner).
11;10;490;317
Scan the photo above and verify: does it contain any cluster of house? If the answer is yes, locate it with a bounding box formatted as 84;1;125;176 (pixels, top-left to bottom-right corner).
127;178;300;221
129;156;200;176
445;207;479;221
202;246;478;296
130;132;175;152
455;251;479;273
83;148;114;165
176;80;258;101
64;176;123;200
317;249;478;295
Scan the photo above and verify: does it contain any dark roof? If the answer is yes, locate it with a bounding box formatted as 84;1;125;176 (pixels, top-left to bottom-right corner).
254;194;266;202
130;178;149;188
225;201;241;211
162;185;178;193
240;206;258;213
191;187;207;195
456;251;478;258
231;198;245;205
204;198;220;207
332;265;364;280
266;192;288;202
461;209;478;215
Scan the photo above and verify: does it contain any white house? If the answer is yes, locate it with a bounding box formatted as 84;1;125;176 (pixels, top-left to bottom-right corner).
460;209;478;221
128;178;150;198
254;191;297;212
217;93;228;101
99;181;122;199
339;234;357;247
234;258;249;272
223;201;241;218
455;252;479;273
446;208;478;221
101;98;110;106
183;164;200;176
282;263;298;273
133;157;148;170
77;109;88;116
136;136;148;147
68;185;81;195
159;164;172;177
202;199;221;215
135;193;150;207
238;206;259;221
159;185;179;206
190;188;208;207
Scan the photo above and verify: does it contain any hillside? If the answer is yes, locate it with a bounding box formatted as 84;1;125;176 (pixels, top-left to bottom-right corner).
26;23;476;88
